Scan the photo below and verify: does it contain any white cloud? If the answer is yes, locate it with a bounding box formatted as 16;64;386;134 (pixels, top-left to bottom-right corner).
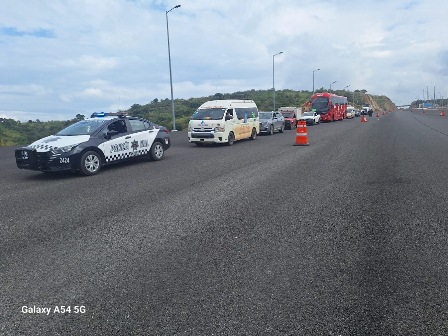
60;55;119;71
0;0;447;120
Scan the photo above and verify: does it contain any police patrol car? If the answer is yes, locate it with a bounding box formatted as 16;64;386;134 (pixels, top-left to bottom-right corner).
15;112;171;176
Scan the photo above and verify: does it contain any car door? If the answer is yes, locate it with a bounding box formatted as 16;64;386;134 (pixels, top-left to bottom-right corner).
98;119;134;163
127;118;159;156
272;112;279;130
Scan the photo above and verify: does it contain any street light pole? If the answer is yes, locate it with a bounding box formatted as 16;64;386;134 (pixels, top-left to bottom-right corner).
312;68;320;93
273;51;283;111
166;4;181;131
344;85;351;105
329;80;337;91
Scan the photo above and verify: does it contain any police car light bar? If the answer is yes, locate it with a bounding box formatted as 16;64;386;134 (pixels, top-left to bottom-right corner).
90;111;128;118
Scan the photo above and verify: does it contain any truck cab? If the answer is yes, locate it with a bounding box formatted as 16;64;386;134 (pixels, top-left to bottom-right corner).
278;107;301;129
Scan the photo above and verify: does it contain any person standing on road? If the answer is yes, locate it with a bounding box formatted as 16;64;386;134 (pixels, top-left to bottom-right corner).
368;109;373;117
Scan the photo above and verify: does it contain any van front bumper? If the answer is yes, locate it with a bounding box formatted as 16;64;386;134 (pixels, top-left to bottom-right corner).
188;131;227;143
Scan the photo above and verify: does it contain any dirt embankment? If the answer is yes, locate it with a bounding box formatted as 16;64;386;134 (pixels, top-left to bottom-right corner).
364;94;396;112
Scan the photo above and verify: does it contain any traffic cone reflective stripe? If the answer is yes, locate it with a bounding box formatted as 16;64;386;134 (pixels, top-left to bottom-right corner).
294;121;309;146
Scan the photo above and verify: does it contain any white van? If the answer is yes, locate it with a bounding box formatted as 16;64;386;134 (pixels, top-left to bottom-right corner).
187;100;259;146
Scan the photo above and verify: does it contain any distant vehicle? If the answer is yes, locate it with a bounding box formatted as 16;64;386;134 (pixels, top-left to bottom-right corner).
278;106;301;129
362;104;372;115
354;109;361;117
299;111;320;125
346;109;355;118
309;92;348;122
259;111;285;134
15;112;171;176
187;100;259;146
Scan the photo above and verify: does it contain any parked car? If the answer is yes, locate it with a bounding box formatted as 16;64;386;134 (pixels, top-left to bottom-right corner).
259;111;285;135
299;111;320;125
278;107;300;129
354;109;361;117
15;112;171;176
346;109;355;119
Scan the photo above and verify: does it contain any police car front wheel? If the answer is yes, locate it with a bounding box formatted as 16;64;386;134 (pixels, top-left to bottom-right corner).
80;151;102;176
149;141;164;161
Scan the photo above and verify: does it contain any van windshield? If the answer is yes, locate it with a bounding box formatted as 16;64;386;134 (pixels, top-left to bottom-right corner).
192;108;225;120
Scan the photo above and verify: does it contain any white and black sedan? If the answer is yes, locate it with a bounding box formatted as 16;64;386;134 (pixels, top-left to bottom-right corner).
15;112;171;176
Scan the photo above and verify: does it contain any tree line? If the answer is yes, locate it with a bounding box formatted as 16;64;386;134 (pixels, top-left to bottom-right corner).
0;89;392;147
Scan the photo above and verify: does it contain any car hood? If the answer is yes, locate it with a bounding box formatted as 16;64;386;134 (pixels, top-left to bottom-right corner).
300;115;314;119
27;135;90;152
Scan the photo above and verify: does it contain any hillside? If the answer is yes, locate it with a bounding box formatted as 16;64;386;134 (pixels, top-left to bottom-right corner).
127;89;396;131
364;94;396;112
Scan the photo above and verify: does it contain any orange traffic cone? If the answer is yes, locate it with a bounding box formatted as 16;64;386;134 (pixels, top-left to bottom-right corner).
376;112;380;119
361;115;367;123
294;120;309;146
440;111;446;116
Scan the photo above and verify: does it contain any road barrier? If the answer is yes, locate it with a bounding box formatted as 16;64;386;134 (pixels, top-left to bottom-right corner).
294;120;309;146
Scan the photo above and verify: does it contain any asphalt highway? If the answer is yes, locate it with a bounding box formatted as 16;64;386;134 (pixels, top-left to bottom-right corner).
1;110;448;335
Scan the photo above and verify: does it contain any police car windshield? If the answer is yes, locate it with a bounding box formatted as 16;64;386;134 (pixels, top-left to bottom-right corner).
191;108;225;120
56;119;106;136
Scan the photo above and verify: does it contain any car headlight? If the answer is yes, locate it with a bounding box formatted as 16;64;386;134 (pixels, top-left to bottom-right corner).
51;144;79;155
214;126;225;132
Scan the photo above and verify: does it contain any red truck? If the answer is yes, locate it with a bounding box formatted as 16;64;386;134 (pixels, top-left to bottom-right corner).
278;107;301;129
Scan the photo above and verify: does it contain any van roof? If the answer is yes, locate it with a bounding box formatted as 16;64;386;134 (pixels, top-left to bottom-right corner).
199;100;257;109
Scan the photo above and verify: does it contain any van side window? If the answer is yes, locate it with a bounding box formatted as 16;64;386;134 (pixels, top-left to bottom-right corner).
235;107;258;120
235;108;245;120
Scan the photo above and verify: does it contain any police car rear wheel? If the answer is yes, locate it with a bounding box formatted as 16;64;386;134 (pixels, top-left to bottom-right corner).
149;141;164;161
80;151;102;176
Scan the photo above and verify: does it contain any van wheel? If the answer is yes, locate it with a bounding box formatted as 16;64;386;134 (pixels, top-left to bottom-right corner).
79;151;102;176
250;128;257;140
227;132;235;146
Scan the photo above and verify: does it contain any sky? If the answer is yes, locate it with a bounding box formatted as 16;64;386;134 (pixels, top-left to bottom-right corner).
1;0;447;121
